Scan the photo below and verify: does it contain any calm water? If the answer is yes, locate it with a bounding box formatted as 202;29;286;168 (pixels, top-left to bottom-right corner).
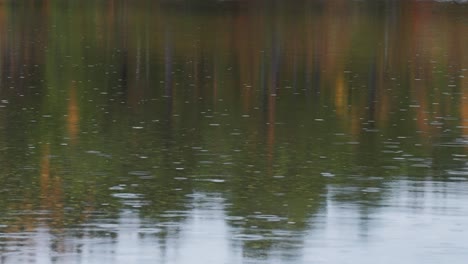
1;0;468;263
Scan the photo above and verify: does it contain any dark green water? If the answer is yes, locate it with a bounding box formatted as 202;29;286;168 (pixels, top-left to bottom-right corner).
1;0;468;263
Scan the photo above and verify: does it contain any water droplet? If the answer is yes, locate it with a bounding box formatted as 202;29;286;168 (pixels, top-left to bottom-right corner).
321;172;335;177
138;228;162;234
232;234;264;241
109;186;125;191
111;193;143;199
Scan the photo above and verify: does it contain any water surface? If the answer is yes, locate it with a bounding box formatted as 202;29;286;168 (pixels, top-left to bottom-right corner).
1;0;468;263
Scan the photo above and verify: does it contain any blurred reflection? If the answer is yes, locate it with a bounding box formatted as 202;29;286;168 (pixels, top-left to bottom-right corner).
0;0;468;263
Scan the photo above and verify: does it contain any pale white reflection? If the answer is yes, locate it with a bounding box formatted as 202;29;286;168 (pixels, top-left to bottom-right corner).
303;181;468;264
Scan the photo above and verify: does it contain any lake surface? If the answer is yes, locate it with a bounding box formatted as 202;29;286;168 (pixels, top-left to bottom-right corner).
1;0;468;263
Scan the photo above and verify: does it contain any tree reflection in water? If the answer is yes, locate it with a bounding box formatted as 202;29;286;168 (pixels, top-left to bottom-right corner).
0;0;467;263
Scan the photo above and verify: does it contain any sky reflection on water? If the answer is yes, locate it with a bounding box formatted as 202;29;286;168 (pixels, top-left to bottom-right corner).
1;0;468;263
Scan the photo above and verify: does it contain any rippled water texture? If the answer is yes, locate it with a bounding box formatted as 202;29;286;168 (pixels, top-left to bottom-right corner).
1;0;468;263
